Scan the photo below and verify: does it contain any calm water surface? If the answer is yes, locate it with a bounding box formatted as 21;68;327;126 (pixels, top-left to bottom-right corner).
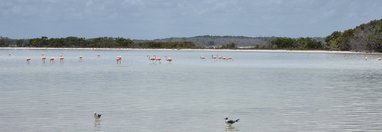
1;49;382;131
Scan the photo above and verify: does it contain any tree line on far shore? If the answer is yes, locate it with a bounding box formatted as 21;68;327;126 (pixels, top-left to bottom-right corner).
324;19;382;52
269;37;323;50
1;19;382;51
0;36;200;49
0;36;326;50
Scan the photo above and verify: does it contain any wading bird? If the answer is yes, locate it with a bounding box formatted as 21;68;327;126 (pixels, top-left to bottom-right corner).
225;117;239;126
94;112;102;120
165;56;172;63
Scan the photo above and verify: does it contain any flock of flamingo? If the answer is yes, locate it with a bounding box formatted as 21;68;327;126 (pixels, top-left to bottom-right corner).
18;54;175;64
27;54;69;64
21;53;124;64
11;52;382;65
147;55;172;63
11;53;238;64
200;55;233;61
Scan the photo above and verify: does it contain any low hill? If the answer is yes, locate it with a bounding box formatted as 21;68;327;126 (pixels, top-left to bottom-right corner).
326;19;382;52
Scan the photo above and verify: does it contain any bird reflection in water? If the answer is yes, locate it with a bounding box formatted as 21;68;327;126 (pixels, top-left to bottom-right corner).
225;126;239;132
94;119;101;130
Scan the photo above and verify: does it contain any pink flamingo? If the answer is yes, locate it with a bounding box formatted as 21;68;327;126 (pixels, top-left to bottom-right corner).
147;55;156;63
211;55;217;60
116;56;122;64
49;57;55;63
165;56;173;63
154;55;161;63
59;56;64;63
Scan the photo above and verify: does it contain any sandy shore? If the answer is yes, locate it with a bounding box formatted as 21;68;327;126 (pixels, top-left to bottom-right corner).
0;47;379;54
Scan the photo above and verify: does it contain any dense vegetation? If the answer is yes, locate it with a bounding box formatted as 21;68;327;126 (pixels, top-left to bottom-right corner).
154;35;275;48
0;36;323;50
220;43;237;49
270;37;324;49
134;41;199;49
0;36;199;49
1;19;382;51
325;19;382;52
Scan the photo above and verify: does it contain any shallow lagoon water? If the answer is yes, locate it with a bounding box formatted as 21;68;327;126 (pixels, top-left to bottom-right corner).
1;49;382;131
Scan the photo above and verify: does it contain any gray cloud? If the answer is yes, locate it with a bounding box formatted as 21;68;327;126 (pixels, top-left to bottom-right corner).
1;0;382;39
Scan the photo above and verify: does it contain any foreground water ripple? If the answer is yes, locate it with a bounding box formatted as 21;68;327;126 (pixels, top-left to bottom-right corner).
1;49;382;131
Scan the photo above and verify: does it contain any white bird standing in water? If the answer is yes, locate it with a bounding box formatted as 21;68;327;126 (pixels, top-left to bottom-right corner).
94;112;102;120
225;117;239;126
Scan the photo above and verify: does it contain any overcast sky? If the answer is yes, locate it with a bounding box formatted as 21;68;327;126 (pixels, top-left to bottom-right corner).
1;0;382;39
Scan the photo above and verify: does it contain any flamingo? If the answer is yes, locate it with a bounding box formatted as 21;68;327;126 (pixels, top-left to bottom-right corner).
154;55;161;63
377;57;381;61
59;56;64;63
116;56;122;64
222;56;233;61
165;56;173;63
79;56;83;62
147;55;156;63
49;57;55;63
200;56;206;59
211;55;217;60
41;55;47;64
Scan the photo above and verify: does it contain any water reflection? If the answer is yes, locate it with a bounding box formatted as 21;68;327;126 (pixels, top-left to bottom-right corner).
94;119;101;131
225;126;239;131
2;49;382;131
